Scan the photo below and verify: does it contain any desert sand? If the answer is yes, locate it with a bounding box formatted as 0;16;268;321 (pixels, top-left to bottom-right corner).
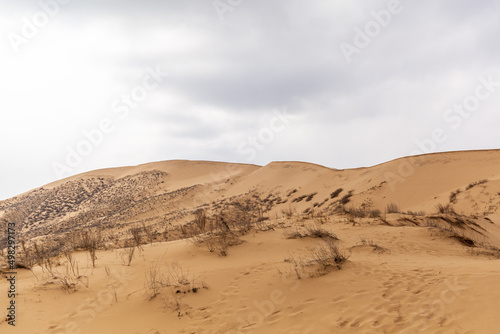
1;150;500;333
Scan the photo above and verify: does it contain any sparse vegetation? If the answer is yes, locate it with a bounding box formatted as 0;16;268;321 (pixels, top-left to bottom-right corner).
17;239;35;270
57;259;89;293
449;189;461;204
330;188;343;199
466;244;500;258
283;239;349;279
436;203;455;214
369;209;382;218
305;192;318;202
3;154;500;329
254;219;275;232
33;241;55;276
77;228;103;268
343;206;367;218
340;190;353;205
451;232;476;247
142;222;155;246
340;206;381;219
130;226;144;251
307;239;350;272
204;230;242;256
281;206;297;218
120;246;136;266
423;214;490;250
13;240;89;292
386;202;400;214
285;226;338;240
193;209;207;232
144;261;166;300
182;206;251;256
292;195;308;203
356;236;389;253
465;179;488;190
144;260;205;301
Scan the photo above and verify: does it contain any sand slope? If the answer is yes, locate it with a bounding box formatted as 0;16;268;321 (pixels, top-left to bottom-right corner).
1;150;500;333
1;215;499;333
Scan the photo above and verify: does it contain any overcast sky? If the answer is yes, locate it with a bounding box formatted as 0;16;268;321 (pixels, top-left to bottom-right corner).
1;0;499;200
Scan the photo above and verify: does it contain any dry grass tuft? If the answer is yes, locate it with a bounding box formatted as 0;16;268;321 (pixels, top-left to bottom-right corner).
386;202;400;214
282;239;349;279
144;260;205;301
284;226;338;240
465;179;488;190
436;203;456;214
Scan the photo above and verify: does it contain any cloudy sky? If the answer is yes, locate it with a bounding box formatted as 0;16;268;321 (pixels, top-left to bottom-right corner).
1;0;499;200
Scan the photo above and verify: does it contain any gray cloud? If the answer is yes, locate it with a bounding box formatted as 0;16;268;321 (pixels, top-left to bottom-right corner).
1;0;499;199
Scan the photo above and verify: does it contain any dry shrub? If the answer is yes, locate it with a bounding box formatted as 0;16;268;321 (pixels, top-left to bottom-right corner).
356;236;389;253
449;189;461;204
465;179;488;190
340;191;353;205
17;239;36;270
15;239;62;275
285;226;338;240
142;222;155;245
33;248;89;292
284;229;304;240
452;233;476;247
58;259;89;293
305;192;318;202
193;209;207;232
33;242;55;276
120;246;136;266
129;226;144;250
283;255;303;280
344;206;367;218
163;292;184;318
283;239;349;279
205;231;242;256
466;245;500;258
254;220;275;232
144;261;164;300
330;188;343;199
424;218;481;248
386;202;400;214
182;200;265;256
369;209;382;218
281;206;297;218
144;261;205;300
307;239;350;272
436;203;455;214
304;226;338;240
78;229;103;268
218;201;255;234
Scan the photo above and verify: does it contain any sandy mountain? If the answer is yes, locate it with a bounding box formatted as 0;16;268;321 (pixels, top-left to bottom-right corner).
1;150;499;333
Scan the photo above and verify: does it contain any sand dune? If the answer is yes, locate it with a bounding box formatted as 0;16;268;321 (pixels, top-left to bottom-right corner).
1;150;500;333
